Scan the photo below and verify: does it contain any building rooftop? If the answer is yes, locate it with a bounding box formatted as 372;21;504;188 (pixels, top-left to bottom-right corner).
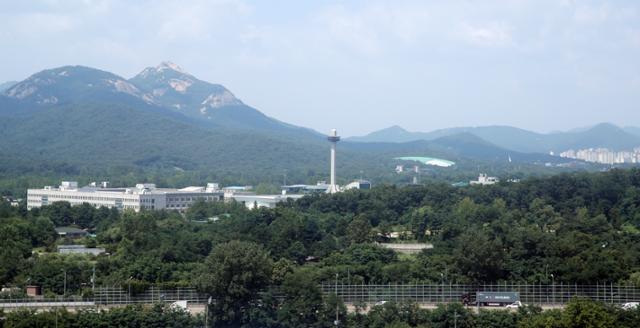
32;181;223;195
394;156;456;167
55;227;88;235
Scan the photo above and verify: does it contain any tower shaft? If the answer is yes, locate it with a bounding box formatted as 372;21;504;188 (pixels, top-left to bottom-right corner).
327;129;341;194
330;142;337;190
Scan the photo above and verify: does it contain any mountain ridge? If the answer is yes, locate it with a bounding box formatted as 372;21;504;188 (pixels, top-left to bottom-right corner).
2;63;323;140
349;123;640;153
0;81;17;92
0;62;579;181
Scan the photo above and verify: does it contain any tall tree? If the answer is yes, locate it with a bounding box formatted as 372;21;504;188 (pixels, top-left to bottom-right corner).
196;240;273;326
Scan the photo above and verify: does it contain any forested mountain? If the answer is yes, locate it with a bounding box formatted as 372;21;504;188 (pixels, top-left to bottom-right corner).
0;102;327;172
0;64;340;180
350;123;640;153
0;63;570;184
624;126;640;137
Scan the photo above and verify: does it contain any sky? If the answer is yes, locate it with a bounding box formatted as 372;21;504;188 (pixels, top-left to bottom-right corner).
1;0;640;137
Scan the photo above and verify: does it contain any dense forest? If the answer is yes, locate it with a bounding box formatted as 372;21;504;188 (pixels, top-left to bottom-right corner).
2;169;640;326
1;298;640;328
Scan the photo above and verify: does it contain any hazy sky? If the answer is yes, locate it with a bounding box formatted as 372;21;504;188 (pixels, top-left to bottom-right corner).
2;0;640;136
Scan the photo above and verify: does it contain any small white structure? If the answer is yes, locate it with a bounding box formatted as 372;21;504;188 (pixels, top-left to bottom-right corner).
470;174;499;185
57;245;105;256
378;243;433;254
327;129;341;194
170;300;189;312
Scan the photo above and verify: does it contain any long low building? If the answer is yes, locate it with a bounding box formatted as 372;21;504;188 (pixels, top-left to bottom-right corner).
27;181;223;212
229;194;305;209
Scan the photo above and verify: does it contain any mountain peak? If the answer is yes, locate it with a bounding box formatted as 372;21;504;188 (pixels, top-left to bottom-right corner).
3;65;144;104
587;122;621;132
130;62;245;119
157;61;186;74
383;125;409;132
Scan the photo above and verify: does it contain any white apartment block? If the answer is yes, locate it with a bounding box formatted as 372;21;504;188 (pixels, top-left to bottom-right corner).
27;181;223;213
559;148;640;165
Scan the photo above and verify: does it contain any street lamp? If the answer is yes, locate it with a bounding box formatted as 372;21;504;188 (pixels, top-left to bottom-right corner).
334;273;340;327
550;274;555;306
440;273;444;304
205;296;212;328
127;276;133;303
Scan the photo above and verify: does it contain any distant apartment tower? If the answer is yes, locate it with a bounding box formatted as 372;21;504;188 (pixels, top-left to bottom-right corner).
27;181;223;213
560;148;640;165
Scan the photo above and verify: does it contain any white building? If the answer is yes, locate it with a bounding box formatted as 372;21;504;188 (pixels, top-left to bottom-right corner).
281;182;331;194
27;181;223;213
343;180;372;191
228;194;304;209
470;174;499;186
559;148;640;165
57;245;105;256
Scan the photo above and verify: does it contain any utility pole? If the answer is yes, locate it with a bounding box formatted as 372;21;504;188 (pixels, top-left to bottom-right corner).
453;310;459;328
205;296;212;328
91;265;96;292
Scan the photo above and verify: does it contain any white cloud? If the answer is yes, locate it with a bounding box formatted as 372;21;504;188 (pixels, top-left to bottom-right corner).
2;0;640;134
3;12;75;36
459;22;512;47
573;4;610;25
312;3;433;56
145;0;252;41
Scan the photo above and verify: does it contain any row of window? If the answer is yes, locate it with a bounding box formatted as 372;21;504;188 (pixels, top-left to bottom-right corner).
166;196;219;202
30;194;138;203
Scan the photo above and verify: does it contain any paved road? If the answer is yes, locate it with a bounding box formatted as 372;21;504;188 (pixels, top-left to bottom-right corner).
345;303;565;313
0;300;565;314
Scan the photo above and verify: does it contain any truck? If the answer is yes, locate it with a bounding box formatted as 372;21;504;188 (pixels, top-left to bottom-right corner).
475;292;520;307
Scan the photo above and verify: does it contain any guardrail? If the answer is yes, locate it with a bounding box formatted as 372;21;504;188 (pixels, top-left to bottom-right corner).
0;301;95;308
2;283;639;309
93;286;206;305
319;283;640;305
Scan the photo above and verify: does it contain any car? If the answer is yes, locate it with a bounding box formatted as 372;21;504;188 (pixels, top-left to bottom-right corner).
374;301;387;306
621;302;639;310
505;301;523;308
